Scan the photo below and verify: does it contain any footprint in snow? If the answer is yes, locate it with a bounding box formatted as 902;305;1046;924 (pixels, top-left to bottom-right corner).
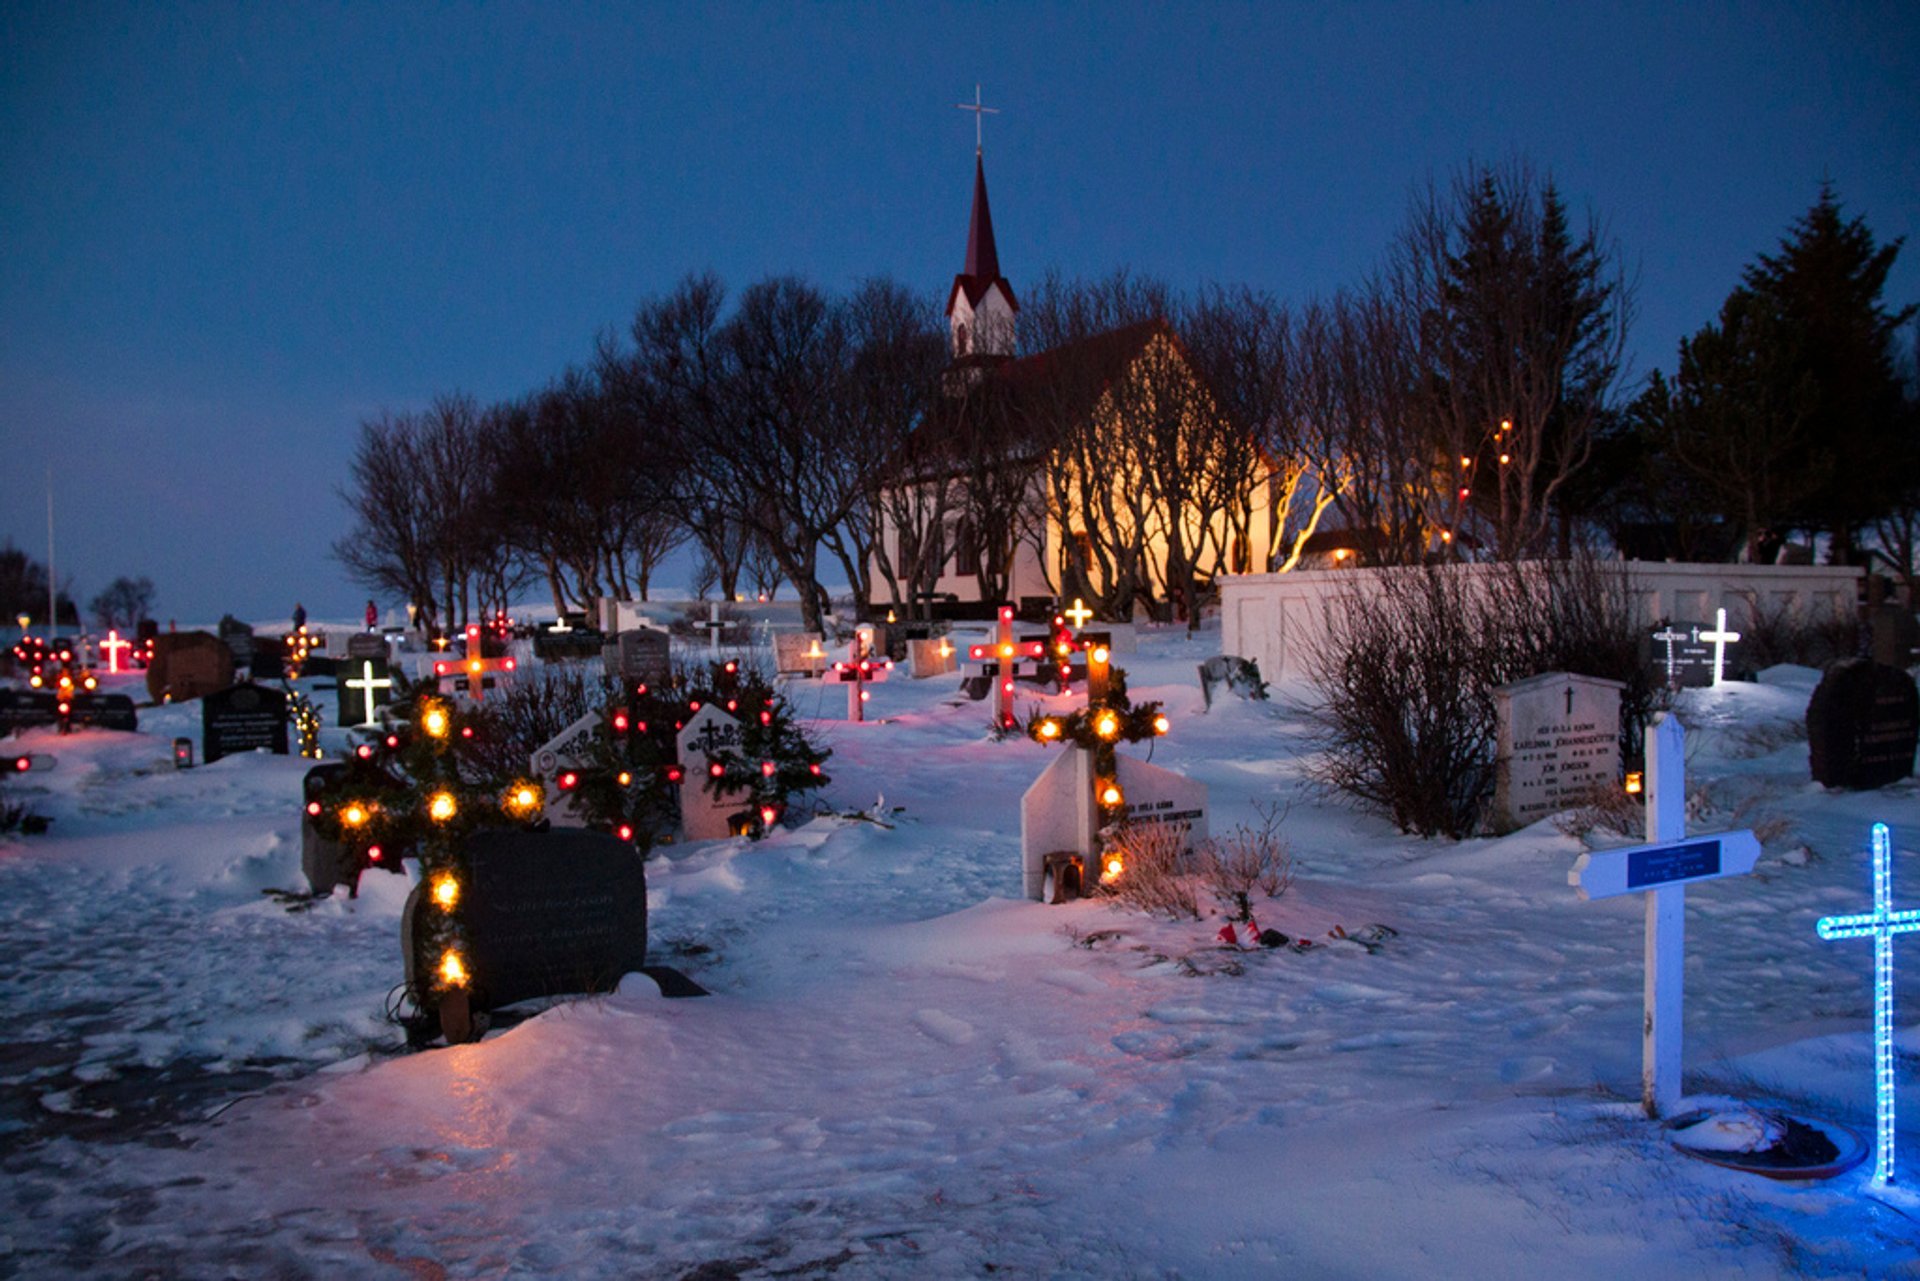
912;1009;975;1045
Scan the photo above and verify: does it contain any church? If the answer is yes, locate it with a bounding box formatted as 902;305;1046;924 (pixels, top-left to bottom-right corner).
870;143;1275;620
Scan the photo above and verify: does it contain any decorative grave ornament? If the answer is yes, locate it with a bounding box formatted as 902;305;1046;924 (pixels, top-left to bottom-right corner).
677;703;749;841
1815;821;1920;1188
146;631;235;703
1492;671;1625;832
701;602;728;653
964;605;1047;727
1568;714;1759;1118
338;657;395;728
826;635;893;721
1807;659;1919;790
98;629;131;673
431;623;517;702
201;682;291;763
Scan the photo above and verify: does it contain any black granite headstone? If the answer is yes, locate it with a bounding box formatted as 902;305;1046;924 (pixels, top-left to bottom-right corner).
202;682;290;763
605;628;672;686
0;688;58;732
1869;606;1920;669
1808;658;1919;790
1644;622;1721;688
69;693;138;732
405;827;649;1014
346;632;388;661
217;616;256;670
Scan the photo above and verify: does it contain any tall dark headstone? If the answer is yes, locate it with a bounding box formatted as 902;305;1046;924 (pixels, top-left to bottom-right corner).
402;827;649;1014
1869;606;1920;670
202;682;290;763
1808;659;1920;790
605;628;672;687
217;616;257;670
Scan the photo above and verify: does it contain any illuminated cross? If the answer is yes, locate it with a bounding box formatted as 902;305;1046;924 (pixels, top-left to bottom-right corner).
433;623;516;702
1651;624;1689;689
956;84;999;151
344;659;393;728
547;616;572;634
99;630;131;674
1064;598;1094;629
826;634;893;722
1697;608;1742;685
1817;821;1920;1187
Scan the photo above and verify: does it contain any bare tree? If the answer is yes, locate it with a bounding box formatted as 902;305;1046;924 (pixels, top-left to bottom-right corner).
88;576;155;630
334;410;444;632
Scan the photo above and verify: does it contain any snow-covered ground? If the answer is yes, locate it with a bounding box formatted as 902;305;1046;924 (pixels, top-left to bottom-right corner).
3;627;1918;1277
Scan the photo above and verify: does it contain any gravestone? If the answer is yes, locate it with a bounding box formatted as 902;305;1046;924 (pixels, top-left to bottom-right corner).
605;627;672;687
1646;617;1743;689
1869;606;1920;670
676;704;746;841
147;632;236;703
530;711;603;827
1019;749;1208;900
301;762;356;894
532;624;605;662
217;616;257;670
202;682;290;763
774;631;830;677
346;632;389;661
1197;655;1269;709
68;692;138;732
1807;659;1919;790
1493;671;1625;831
908;636;958;679
402;827;648;1014
250;633;288;675
0;689;59;733
336;656;395;727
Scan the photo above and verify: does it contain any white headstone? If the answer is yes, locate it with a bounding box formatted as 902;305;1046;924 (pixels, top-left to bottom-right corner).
1493;671;1625;831
676;703;746;842
1018;750;1208;900
908;636;958;679
530;711;603;828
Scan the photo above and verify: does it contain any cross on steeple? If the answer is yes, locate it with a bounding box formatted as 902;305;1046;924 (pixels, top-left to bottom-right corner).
957;84;999;153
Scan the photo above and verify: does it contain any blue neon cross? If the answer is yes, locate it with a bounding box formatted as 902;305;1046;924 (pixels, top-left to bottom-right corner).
1817;822;1920;1187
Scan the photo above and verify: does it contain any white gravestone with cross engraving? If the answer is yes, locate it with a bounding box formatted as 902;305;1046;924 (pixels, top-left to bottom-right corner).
530;711;603;828
1493;671;1624;831
1568;714;1761;1117
676;703;747;841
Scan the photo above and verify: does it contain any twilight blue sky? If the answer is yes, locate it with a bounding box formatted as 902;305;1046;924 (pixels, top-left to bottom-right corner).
2;2;1916;625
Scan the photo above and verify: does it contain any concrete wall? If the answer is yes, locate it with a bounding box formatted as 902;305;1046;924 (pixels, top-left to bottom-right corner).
1221;560;1864;684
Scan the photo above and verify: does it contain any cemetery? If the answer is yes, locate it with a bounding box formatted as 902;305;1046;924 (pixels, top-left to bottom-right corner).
3;591;1919;1275
5;12;1919;1275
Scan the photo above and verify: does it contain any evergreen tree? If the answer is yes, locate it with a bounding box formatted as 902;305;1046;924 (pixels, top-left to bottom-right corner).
1745;184;1916;560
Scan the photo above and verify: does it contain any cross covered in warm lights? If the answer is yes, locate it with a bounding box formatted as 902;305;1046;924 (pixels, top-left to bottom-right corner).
433;623;517;702
344;659;393;728
826;633;893;722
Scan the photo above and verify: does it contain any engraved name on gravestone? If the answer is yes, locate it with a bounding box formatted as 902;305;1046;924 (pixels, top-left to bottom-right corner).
1807;658;1920;790
1493;671;1624;831
676;704;745;841
202;682;290;763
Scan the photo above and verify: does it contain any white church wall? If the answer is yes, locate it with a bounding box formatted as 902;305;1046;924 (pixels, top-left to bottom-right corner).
1221;560;1864;685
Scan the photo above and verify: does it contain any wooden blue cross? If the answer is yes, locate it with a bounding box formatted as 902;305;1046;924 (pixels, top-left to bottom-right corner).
1816;821;1920;1186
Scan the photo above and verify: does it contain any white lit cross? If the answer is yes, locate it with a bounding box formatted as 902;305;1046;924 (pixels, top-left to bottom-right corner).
345;660;393;728
1697;608;1742;686
957;84;999;151
1817;821;1920;1187
1063;598;1095;629
99;629;131;674
1651;624;1689;688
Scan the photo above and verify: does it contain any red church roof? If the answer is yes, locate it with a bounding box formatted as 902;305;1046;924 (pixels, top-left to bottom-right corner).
946;152;1020;316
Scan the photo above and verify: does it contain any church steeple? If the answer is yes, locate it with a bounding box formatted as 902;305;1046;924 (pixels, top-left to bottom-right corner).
946;145;1018;362
962;152;1001;284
